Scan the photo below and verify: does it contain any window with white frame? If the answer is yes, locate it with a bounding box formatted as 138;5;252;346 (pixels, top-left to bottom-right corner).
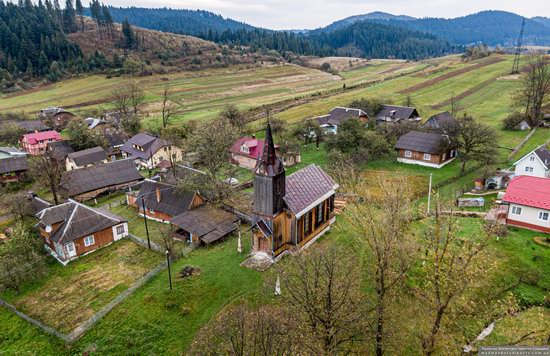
116;225;125;235
524;166;534;172
404;150;412;158
65;243;75;253
538;211;549;221
511;206;522;215
423;153;431;161
84;235;95;247
240;145;249;154
149;208;155;214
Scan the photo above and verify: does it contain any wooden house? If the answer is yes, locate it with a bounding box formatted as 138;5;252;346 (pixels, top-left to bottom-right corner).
47;141;75;162
376;105;421;124
60;159;143;201
0;156;28;183
121;133;183;170
394;131;457;169
0;120;50;133
65;146;108;171
126;179;204;222
39;107;76;130
423;111;458;133
315;107;370;134
250;124;339;261
170;205;239;245
20;130;63;155
36;200;128;264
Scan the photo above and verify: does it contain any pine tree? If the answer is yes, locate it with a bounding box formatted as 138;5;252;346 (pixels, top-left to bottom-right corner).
75;0;83;31
121;18;136;49
63;0;76;33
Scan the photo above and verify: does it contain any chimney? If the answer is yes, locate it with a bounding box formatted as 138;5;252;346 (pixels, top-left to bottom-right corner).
252;134;256;139
156;187;161;203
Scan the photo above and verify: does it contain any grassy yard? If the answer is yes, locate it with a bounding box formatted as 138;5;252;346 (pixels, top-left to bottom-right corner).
0;239;162;333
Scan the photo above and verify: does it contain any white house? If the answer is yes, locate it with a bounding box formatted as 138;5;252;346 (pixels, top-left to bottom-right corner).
513;146;550;178
502;176;550;234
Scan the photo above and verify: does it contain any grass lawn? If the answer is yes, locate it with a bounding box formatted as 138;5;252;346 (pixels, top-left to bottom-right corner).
69;233;262;354
0;239;162;333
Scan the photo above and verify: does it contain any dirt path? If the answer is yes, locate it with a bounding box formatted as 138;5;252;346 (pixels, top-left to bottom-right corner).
398;57;505;95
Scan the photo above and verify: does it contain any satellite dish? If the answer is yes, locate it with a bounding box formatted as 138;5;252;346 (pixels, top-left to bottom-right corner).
45;225;52;233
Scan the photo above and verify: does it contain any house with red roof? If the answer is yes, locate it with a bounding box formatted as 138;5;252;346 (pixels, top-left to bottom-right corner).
502;176;550;233
230;136;299;170
20;130;63;156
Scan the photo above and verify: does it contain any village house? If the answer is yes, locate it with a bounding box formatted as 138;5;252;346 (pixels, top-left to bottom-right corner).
104;131;128;161
36;200;129;264
0;155;28;183
26;193;52;216
423;111;458;133
20;130;63;155
315;107;370;134
46;141;74;162
376;105;421;124
60;159;143;201
38;107;76;130
0;119;50;133
65;146;109;171
121;133;183;170
230;136;300;170
126;179;204;222
394;131;457;168
502;176;550;233
249;124;339;261
513;145;550;179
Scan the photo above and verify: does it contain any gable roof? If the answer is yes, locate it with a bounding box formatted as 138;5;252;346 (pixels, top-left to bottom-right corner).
67;146;107;167
394;131;449;154
37;201;126;244
137;179;198;217
376;105;420;121
230;137;280;160
423;111;458;130
22;130;62;145
47;141;74;161
170;205;239;244
0;147;26;157
0;156;28;174
514;145;550;170
503;176;550;210
104;131;128;148
28;194;52;216
0;120;50;133
60;159;143;197
120;133;171;160
283;164;339;217
84;117;107;129
317;107;369;126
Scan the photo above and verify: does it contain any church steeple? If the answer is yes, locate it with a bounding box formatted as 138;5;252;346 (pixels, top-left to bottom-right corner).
253;122;286;217
256;122;284;177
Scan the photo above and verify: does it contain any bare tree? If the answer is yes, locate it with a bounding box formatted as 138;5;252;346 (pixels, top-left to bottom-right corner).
110;86;132;118
177;116;239;205
449;93;464;118
111;82;146;135
454;115;498;175
220;104;246;132
515;54;550;127
279;245;366;354
161;84;179;129
417;205;490;356
30;152;63;205
346;177;416;356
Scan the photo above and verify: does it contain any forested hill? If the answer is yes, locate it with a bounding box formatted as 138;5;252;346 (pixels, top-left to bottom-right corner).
0;1;83;81
385;11;550;46
94;7;256;36
321;12;416;33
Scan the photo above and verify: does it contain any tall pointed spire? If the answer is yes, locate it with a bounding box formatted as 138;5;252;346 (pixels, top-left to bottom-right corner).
256;122;284;176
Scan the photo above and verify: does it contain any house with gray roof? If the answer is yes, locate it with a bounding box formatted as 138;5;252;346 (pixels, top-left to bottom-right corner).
376;105;421;124
423;111;458;133
395;131;457;168
36;200;128;264
121;133;183;170
248;123;339;263
0;155;28;183
315;107;370;134
47;141;74;161
513;145;550;178
0;120;50;133
60;159;143;201
65;146;108;171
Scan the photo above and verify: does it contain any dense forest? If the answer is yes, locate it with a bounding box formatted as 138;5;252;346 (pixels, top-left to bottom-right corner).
98;7;255;36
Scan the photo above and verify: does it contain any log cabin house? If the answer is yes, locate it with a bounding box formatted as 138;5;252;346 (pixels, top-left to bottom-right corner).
36;200;129;264
39;107;76;130
394;131;457;169
250;123;339;261
60;159;143;202
0;155;28;183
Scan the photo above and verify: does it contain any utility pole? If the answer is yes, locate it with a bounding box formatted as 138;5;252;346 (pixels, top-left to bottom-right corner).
427;173;433;215
141;196;151;249
166;250;172;290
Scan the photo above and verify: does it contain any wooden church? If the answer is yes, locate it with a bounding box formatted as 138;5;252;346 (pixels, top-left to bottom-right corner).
251;123;339;260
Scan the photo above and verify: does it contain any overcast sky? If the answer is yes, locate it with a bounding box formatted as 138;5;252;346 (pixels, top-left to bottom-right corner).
99;0;550;30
